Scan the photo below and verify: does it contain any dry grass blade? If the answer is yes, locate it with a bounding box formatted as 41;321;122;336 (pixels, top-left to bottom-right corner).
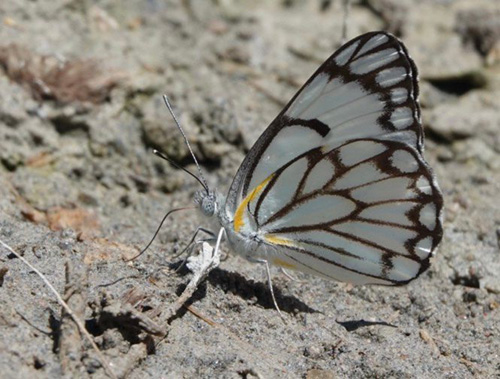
0;238;118;379
184;304;218;326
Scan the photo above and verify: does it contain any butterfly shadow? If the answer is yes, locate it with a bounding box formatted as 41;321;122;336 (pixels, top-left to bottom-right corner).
336;319;397;332
206;267;317;315
169;260;317;315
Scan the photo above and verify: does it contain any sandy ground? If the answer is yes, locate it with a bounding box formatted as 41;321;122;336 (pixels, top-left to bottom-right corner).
1;0;499;378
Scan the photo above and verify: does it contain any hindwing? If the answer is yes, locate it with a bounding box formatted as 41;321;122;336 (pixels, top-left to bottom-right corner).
233;139;442;285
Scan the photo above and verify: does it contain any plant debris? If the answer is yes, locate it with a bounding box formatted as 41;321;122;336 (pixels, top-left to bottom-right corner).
0;44;126;104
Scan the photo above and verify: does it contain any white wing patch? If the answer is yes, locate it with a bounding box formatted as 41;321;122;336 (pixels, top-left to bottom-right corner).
358;201;415;226
333;162;388;190
349;49;399;75
255;156;308;225
333;221;418;257
288;242;391;284
376;67;407;87
265;195;356;230
302;159;336;195
390;107;413;129
335;40;361;66
416;176;433;195
288;73;329;117
300;81;381;122
350;177;416;202
390;87;408;104
419;203;437;230
354;34;389;58
338;140;387;166
249;125;324;197
415;237;433;260
390;149;419;172
388;256;421;281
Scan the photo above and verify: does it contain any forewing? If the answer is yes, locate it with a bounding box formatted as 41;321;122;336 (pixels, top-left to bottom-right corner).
240;139;443;285
226;32;422;215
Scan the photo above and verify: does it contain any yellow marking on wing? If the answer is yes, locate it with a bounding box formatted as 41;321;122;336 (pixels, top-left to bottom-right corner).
320;145;329;154
234;174;274;233
273;258;297;270
266;235;298;268
264;234;297;247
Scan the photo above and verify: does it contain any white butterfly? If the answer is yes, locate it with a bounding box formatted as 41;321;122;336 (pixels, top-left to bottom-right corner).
178;31;443;290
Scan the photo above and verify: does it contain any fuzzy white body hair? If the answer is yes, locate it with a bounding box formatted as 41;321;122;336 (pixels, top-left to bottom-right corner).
194;190;281;263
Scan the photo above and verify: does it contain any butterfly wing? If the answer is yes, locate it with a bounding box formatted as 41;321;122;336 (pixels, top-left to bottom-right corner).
225;32;443;285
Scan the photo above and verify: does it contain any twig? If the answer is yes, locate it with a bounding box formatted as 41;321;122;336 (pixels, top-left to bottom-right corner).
184;304;218;327
59;261;88;376
0;238;117;379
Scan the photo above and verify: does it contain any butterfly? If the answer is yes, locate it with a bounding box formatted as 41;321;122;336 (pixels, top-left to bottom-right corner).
175;31;443;290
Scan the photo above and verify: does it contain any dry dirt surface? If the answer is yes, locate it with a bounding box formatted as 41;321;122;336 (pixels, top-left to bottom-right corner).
1;1;499;378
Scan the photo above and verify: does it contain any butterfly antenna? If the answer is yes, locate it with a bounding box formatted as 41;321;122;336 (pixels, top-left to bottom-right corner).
162;95;210;194
152;149;208;194
125;206;195;262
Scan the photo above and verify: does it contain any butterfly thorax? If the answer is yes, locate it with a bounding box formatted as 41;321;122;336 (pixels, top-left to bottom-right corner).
194;188;275;261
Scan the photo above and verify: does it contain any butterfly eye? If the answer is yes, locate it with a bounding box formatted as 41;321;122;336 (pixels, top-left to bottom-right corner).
201;197;216;217
194;190;216;216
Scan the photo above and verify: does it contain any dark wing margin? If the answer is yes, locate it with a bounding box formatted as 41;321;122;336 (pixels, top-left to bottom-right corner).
226;32;423;215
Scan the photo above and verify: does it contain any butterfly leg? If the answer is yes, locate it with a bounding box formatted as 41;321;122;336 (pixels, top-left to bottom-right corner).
247;257;285;321
172;227;215;259
212;227;225;261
